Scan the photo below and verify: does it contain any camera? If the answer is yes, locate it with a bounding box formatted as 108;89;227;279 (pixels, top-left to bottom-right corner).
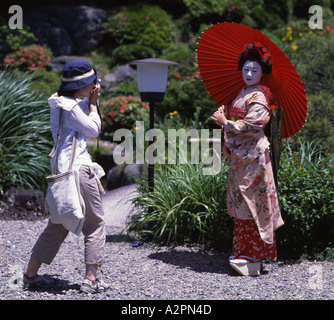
93;68;101;85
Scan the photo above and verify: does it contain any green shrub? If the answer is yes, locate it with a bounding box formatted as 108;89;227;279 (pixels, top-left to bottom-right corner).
161;42;193;64
102;5;174;64
158;64;218;128
224;0;250;23
110;44;155;65
277;139;334;258
248;4;284;29
280;30;334;95
0;68;53;192
0;25;37;62
183;0;227;19
275;29;334;153
4;44;52;71
182;0;285;29
29;68;61;98
297;91;334;153
101;96;149;134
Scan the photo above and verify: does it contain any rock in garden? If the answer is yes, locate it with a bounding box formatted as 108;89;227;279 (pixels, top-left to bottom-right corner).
121;164;147;186
106;164;147;191
24;5;107;56
95;152;116;177
104;65;137;84
0;188;46;220
51;55;91;73
106;165;122;190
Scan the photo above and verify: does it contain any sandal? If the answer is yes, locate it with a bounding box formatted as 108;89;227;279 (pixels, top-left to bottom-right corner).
229;256;262;276
80;278;109;294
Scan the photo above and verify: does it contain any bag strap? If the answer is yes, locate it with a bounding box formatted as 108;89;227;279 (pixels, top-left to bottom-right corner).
68;132;78;171
48;108;63;159
52;108;79;175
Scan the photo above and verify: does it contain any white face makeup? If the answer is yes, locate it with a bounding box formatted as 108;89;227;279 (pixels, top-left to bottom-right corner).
242;60;262;86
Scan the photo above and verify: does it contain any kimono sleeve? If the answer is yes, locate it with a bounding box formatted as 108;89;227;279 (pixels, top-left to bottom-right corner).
223;91;271;134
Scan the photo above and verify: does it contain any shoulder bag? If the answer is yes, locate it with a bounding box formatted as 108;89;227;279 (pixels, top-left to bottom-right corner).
46;108;84;225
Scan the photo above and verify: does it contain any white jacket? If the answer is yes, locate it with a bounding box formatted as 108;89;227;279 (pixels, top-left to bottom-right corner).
48;94;105;235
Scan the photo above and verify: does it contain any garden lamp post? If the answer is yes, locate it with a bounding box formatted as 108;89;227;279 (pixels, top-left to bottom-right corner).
130;58;178;193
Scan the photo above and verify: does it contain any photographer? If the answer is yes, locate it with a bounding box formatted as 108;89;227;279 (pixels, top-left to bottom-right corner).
24;60;108;294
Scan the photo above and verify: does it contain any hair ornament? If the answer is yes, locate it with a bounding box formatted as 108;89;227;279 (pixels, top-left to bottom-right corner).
238;42;273;74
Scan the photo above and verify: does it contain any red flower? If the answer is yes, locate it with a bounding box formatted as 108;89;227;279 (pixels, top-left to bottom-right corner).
109;111;117;119
4;45;51;71
120;104;126;113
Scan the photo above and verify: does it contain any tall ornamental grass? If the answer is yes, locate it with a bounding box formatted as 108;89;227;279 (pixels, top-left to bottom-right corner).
131;159;233;247
0;68;53;192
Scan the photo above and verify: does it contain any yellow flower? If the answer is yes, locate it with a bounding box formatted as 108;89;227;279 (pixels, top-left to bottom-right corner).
169;111;179;119
291;43;298;51
282;27;294;42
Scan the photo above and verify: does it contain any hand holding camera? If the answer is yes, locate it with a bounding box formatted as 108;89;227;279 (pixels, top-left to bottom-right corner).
90;83;100;105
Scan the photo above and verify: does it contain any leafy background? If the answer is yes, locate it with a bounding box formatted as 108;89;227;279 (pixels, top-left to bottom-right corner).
0;0;333;259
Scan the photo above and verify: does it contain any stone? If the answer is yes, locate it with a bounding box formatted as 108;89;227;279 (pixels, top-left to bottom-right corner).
106;165;122;190
95;152;116;178
121;164;147;186
105;163;147;191
7;188;45;211
51;55;92;73
24;5;107;56
104;65;137;84
0;188;46;220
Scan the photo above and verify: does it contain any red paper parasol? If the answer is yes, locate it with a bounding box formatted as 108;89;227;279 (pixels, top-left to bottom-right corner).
197;22;307;138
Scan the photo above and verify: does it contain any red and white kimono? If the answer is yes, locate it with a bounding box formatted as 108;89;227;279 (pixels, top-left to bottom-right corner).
223;85;284;260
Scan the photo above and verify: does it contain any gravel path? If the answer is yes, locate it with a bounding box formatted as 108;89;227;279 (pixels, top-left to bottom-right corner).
0;219;333;301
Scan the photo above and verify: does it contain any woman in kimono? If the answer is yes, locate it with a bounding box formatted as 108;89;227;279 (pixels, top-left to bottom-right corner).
211;43;284;275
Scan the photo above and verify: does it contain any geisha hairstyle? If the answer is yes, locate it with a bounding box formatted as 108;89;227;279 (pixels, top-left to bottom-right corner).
238;42;272;74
